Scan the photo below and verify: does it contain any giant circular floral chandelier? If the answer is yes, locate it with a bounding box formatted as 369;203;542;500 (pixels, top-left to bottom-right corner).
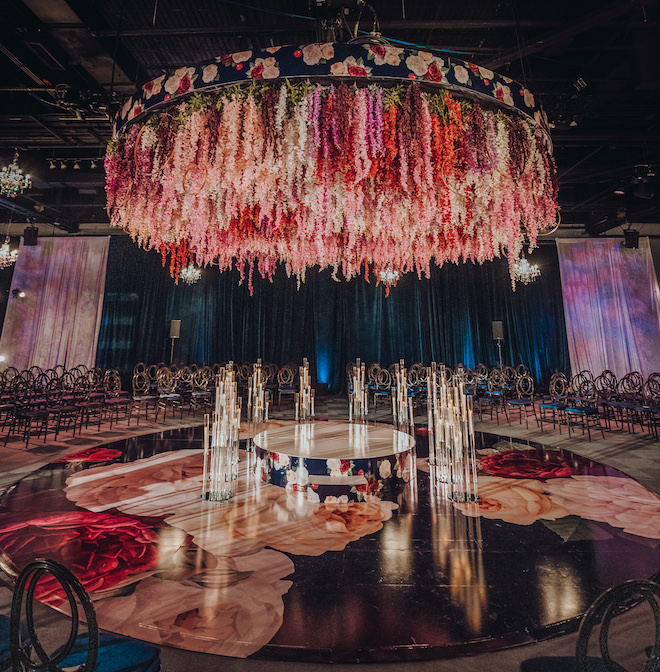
106;42;558;290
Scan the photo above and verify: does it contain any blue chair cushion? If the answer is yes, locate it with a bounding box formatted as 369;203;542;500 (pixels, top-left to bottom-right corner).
58;632;160;672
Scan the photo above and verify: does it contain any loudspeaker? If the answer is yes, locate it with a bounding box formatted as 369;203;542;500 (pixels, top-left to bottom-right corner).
23;226;38;246
623;229;639;249
492;321;503;341
169;319;181;339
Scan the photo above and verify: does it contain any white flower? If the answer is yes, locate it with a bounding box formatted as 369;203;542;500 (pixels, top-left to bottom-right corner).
454;65;470;84
266;46;282;54
286;469;296;484
419;51;434;63
379;460;392;479
324;495;349;504
202;64;218;83
120;98;133;119
405;54;428;77
479;66;494;80
330;61;348;76
327;458;341;472
295;466;309;487
523;88;535;108
232;51;252;63
320;43;335;60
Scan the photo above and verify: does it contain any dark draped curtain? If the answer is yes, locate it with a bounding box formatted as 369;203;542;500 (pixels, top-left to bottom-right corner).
97;237;570;391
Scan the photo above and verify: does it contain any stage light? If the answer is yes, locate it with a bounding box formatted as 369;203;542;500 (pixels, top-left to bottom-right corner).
73;161;81;170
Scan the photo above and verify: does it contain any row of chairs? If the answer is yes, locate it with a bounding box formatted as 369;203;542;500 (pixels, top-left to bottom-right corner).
0;365;135;448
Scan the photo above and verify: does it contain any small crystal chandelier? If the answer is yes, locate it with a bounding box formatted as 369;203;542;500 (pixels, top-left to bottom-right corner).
513;255;541;284
0;238;18;269
0;153;31;198
179;263;202;285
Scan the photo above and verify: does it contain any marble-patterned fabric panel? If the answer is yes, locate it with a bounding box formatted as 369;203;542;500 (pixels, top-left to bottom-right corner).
0;236;109;370
556;236;660;377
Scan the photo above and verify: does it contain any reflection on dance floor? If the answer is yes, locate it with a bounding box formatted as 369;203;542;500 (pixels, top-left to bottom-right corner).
0;423;659;662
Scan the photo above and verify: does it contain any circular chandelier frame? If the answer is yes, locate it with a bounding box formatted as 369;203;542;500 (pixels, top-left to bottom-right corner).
107;43;558;290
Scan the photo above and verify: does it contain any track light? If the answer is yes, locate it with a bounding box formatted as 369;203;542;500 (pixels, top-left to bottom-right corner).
90;160;97;169
60;161;66;170
49;160;56;170
73;161;81;170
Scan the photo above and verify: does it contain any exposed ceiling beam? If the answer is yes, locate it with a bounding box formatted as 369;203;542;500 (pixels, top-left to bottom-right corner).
483;0;649;70
20;0;134;93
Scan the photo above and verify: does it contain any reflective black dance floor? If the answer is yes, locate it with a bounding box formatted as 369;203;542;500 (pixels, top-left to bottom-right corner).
0;423;659;662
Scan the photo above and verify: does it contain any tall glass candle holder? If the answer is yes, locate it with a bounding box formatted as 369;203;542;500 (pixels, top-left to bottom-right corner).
427;362;478;503
202;363;242;502
392;359;414;429
348;358;368;422
246;359;269;450
295;357;315;422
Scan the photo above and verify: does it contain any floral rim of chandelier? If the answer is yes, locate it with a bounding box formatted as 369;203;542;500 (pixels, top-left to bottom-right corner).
179;262;202;285
513;255;541;284
0;153;31;198
0;237;18;269
107;43;558;292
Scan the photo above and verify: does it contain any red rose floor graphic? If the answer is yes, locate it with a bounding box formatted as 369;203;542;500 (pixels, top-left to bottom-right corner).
1;422;659;663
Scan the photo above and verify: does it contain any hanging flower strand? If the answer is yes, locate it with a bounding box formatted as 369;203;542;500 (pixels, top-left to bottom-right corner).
107;65;557;292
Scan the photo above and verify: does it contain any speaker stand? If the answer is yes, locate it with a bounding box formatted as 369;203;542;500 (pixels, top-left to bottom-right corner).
496;338;503;371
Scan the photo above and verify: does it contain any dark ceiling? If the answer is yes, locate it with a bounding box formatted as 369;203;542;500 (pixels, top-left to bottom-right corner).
1;0;659;239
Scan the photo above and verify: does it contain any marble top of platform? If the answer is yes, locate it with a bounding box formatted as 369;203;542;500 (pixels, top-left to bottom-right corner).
253;421;415;460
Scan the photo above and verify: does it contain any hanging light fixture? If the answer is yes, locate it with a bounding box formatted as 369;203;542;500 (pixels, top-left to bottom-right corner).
513;255;541;284
107;42;557;292
179;263;202;285
0;153;31;198
0;208;19;269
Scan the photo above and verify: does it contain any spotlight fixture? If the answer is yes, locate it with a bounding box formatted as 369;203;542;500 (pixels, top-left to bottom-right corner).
90;160;97;169
73;161;81;170
11;288;26;299
60;161;67;170
613;187;626;196
49;160;57;170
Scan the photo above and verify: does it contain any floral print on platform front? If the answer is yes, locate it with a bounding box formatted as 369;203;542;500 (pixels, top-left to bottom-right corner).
255;446;412;502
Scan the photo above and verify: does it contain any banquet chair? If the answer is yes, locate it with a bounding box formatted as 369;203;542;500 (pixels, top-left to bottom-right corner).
594;370;618;430
538;372;569;433
189;367;213;416
505;374;538;429
3;376;50;448
10;558;161;672
129;371;158;425
479;368;509;425
103;369;132;428
565;374;605;441
371;367;393;411
154;367;184;421
277;364;297;408
520;579;660;672
609;371;645;433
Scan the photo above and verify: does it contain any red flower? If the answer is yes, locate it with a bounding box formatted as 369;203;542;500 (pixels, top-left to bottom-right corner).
270;452;280;462
56;447;122;463
164;93;170;101
294;50;302;58
250;63;264;79
371;44;386;58
348;65;368;77
468;63;480;74
408;73;416;80
426;62;444;82
221;54;233;63
176;75;191;95
235;63;243;71
354;476;381;495
340;460;352;473
0;511;159;605
143;80;154;92
495;88;504;101
480;449;574;480
483;79;490;86
132;106;143;117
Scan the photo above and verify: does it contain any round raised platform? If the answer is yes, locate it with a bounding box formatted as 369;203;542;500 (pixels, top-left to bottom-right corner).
0;426;659;663
252;421;416;501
